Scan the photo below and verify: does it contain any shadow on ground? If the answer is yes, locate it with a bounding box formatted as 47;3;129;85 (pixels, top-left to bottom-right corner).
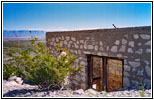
3;89;41;97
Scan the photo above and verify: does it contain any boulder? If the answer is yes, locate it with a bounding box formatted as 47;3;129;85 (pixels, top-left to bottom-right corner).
73;89;84;95
8;76;23;84
86;88;98;95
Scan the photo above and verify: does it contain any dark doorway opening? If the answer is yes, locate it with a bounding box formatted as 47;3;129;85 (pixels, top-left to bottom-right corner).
87;54;123;92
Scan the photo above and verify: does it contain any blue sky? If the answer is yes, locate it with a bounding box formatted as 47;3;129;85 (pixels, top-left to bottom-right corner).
3;3;151;31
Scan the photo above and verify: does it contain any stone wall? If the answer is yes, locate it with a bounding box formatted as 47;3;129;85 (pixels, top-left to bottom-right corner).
46;26;151;90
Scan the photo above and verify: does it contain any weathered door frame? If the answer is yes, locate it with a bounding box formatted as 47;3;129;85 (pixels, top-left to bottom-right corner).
87;54;124;92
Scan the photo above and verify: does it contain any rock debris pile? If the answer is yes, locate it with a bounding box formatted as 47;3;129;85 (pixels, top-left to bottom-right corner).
3;76;151;97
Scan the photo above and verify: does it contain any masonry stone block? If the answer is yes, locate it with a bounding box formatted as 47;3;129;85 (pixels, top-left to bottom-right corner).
69;41;73;44
106;46;109;51
128;48;134;53
133;34;139;39
119;45;126;52
99;47;104;51
138;42;142;46
124;72;130;77
70;50;73;53
124;60;127;64
114;40;120;45
75;43;79;49
117;54;122;57
144;60;150;65
135;49;143;54
144;79;151;88
124;56;128;59
124;34;128;39
62;36;64;40
132;68;136;72
64;40;67;45
137;69;144;76
128;61;140;67
60;41;63;47
76;74;81;81
135;59;140;61
140;34;150;40
76;59;79;63
80;40;84;44
91;41;96;45
146;49;151;53
77;41;79;44
81;83;87;90
91;36;95;40
52;38;55;42
54;42;56;46
71;37;76;41
68;44;71;48
86;37;90;40
80;45;83;49
83;51;90;54
80;61;86;66
81;67;86;73
88;45;93;50
99;41;103;46
84;44;87;49
145;66;151;77
66;36;70;41
124;65;131;71
81;76;86;82
111;46;118;52
47;39;51;42
97;52;102;56
131;80;139;86
128;41;134;47
123;77;130;87
78;50;81;55
56;37;59;42
50;42;53;45
78;57;82;60
102;52;108;56
122;39;127;45
74;50;78;54
94;45;98;51
145;40;151;46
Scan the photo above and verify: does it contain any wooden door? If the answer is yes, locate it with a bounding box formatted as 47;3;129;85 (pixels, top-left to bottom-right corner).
107;59;123;92
87;55;123;92
92;56;103;91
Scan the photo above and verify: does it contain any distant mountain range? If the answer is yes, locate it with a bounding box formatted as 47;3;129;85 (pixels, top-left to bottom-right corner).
3;30;46;40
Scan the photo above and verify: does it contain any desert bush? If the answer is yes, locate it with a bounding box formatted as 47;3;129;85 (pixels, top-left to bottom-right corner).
3;64;23;80
140;84;145;97
3;38;83;90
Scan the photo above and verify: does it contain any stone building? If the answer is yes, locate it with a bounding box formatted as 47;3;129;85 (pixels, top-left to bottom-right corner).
46;26;151;92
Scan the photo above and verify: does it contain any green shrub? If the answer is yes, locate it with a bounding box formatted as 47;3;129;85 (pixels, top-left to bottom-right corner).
3;64;22;79
3;38;83;90
140;84;145;97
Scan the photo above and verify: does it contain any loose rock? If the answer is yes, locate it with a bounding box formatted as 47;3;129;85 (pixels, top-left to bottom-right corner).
3;79;151;97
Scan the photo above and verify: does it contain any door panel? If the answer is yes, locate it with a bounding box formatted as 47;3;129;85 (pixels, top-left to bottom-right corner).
107;59;122;92
92;56;103;91
87;55;123;92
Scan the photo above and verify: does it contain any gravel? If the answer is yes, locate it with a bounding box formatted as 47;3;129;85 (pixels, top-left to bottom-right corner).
3;79;151;98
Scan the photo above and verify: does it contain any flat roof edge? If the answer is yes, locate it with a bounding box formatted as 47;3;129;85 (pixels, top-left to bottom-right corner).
46;26;151;33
